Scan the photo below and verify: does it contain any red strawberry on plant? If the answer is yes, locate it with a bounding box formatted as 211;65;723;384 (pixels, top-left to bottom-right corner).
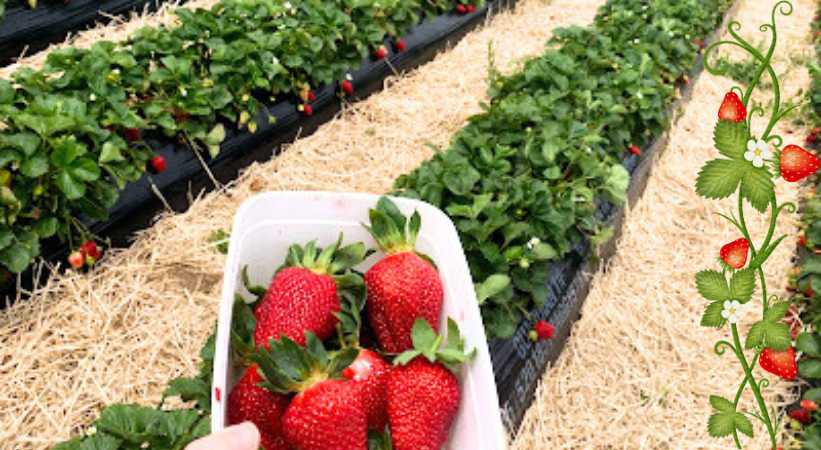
719;238;749;269
802;399;819;412
759;347;797;380
373;46;388;60
228;365;291;450
467;4;476;13
299;104;313;117
254;236;367;348
80;240;102;265
628;144;641;155
529;320;554;342
364;197;444;353
394;39;407;52
789;407;811;425
253;334;366;450
68;251;84;269
456;4;467;14
123;128;141;142
341;80;354;96
307;90;317;102
780;145;820;182
388;319;474;450
799;234;807;247
718;92;747;123
149;155;167;174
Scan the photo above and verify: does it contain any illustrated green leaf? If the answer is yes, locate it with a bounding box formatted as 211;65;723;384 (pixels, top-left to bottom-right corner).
701;301;727;328
714;120;748;160
740;167;774;212
709;395;734;412
695;159;745;200
745;320;790;350
734;414;753;438
696;270;730;301
707;411;736;437
763;301;791;323
729;269;755;302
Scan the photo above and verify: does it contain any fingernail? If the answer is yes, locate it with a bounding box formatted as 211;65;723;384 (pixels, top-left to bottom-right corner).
228;422;260;449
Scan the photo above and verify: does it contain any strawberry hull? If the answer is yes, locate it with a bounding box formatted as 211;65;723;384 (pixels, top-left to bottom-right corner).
213;192;506;450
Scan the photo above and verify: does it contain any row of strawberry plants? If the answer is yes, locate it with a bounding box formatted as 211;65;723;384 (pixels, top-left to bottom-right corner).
50;1;737;448
394;0;733;338
783;6;821;449
0;0;484;276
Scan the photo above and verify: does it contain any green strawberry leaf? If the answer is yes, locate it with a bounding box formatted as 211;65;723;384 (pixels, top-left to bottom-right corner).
701;301;727;328
729;269;755;303
740;167;774;212
696;270;730;301
475;274;510;305
763;301;791;323
709;395;734;413
745;320;790;350
797;332;821;358
734;414;753;438
714;121;748;160
800;359;821;379
696;159;745;200
708;411;737;437
804;387;821;403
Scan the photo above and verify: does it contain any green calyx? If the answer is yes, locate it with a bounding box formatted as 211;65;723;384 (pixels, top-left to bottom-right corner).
393;318;475;373
365;196;421;255
283;233;369;277
335;288;366;349
251;333;358;395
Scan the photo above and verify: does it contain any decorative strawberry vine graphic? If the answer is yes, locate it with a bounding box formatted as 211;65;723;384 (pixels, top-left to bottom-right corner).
695;2;821;447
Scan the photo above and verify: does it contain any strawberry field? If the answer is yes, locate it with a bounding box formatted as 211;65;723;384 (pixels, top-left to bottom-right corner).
0;0;819;448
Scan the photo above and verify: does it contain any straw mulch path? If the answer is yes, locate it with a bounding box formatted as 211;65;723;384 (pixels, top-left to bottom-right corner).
511;0;816;448
0;0;607;448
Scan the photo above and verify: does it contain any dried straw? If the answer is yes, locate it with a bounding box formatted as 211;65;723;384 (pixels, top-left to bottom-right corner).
510;0;817;448
0;0;607;448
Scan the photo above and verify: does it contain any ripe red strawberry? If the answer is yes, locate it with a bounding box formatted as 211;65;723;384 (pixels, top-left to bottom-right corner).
68;251;84;269
228;365;291;450
466;4;476;12
528;320;554;342
719;238;749;269
789;407;812;425
693;38;706;50
364;197;444;353
807;133;818;145
387;319;473;450
807;287;815;298
759;347;797;380
802;399;819;412
628;144;641;155
394;39;407;52
718;92;746;123
80;240;102;261
253;335;366;450
341;80;354;96
455;4;467;14
123;128;141;142
780;145;820;182
254;237;366;348
149;155;167;174
300;104;313;117
342;348;391;431
307;90;317;102
799;234;807;247
373;46;388;60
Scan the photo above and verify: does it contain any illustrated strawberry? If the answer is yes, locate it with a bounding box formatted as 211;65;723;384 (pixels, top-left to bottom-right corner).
227;365;291;450
387;319;474;450
373;46;388;60
341;80;354;96
123;128;141;143
68;251;84;269
254;236;367;348
394;39;407;52
148;155;167;174
253;334;366;450
718;92;746;123
719;238;749;269
759;347;797;380
80;240;102;265
528;320;555;342
364;197;444;353
789;407;811;425
780;145;820;182
802;399;819;412
628;144;641;155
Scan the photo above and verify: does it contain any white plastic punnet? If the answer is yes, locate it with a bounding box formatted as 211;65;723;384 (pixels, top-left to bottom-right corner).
212;191;506;450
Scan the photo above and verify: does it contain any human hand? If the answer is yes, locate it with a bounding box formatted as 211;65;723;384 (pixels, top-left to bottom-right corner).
185;422;260;450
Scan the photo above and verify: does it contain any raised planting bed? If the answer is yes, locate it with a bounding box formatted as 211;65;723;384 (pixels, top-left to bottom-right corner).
0;0;184;65
392;0;739;431
0;0;503;296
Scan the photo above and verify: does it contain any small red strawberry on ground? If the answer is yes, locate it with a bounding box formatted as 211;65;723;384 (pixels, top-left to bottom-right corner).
299;104;313;117
759;347;797;380
719;238;749;269
718;92;747;123
780;145;820;182
68;251;84;269
253;334;366;450
373;45;388;60
388;319;474;450
342;348;391;431
364;197;444;353
799;234;807;247
123;128;141;143
394;38;407;52
802;399;819;412
341;79;354;96
80;240;102;265
228;365;291;450
789;407;812;425
254;236;367;348
628;144;641;155
466;4;476;12
148;155;167;174
529;320;554;342
456;4;467;14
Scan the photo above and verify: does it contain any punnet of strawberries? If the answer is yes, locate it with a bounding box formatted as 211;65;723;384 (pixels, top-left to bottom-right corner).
227;197;476;450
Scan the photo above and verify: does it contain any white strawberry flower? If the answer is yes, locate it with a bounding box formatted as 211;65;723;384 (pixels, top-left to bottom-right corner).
744;138;772;168
721;300;745;324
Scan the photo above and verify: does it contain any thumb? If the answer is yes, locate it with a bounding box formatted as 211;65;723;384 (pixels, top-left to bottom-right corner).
185;422;260;450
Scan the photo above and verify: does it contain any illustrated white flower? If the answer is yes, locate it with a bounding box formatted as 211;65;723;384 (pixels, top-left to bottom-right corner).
721;300;745;324
744;138;772;168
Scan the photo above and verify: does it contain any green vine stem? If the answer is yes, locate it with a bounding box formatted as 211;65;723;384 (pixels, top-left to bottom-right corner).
694;2;819;448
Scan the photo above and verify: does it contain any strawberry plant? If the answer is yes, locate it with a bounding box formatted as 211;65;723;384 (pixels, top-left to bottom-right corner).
693;2;820;447
395;0;732;338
